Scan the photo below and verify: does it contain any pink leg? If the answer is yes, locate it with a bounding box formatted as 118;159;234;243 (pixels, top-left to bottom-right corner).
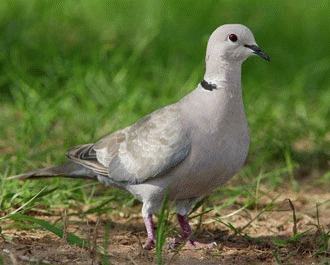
176;214;216;248
177;214;192;240
143;214;156;250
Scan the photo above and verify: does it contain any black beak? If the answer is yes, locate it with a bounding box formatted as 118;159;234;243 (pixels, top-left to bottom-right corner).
244;44;270;61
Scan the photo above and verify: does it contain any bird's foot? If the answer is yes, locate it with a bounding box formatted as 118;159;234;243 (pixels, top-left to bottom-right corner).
169;214;216;249
143;214;156;250
186;240;217;248
167;237;216;249
144;238;155;250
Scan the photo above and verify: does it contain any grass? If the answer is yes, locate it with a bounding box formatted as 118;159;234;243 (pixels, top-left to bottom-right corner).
156;193;170;265
0;0;329;263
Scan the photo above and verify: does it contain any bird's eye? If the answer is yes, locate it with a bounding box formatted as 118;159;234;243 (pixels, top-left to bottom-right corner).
228;34;238;42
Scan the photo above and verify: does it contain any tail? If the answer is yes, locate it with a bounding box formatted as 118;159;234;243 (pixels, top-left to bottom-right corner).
7;162;97;181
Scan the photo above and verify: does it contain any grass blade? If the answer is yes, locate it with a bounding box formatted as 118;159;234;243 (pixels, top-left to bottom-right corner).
272;250;283;265
0;187;48;221
156;193;170;265
6;213;88;248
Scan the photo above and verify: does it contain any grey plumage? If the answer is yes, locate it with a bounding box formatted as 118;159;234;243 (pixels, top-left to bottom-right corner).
8;24;269;249
8;162;96;180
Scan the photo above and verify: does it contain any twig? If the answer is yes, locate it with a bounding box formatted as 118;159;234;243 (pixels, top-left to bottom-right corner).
287;199;297;236
89;218;99;261
127;254;139;265
61;209;68;243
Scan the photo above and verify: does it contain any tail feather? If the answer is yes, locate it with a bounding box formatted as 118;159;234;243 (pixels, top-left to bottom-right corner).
7;162;97;180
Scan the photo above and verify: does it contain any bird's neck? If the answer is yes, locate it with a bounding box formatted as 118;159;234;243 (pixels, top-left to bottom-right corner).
180;60;245;129
203;60;242;91
179;60;246;134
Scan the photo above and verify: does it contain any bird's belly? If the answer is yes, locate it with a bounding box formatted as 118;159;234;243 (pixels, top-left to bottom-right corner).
126;126;249;203
167;130;250;199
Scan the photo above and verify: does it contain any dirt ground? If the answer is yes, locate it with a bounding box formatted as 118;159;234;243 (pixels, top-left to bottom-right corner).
1;186;329;265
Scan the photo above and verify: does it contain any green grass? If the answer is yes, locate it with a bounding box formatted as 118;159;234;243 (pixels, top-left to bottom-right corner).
1;1;329;180
156;193;170;265
0;0;329;262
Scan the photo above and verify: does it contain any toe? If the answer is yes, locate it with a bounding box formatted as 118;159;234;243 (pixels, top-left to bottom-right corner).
187;240;217;248
144;239;155;250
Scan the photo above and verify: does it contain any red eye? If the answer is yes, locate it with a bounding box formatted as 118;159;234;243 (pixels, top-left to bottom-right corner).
229;34;238;42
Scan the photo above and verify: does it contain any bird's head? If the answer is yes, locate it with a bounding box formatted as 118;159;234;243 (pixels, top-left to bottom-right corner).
206;24;270;64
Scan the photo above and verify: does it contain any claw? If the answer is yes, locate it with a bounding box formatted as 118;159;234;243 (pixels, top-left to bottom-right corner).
167;237;217;249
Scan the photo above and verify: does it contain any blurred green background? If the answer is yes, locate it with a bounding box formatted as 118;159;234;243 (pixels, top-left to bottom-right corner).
0;1;329;206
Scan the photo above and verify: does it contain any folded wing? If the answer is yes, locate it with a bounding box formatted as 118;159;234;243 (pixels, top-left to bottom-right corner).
67;105;191;184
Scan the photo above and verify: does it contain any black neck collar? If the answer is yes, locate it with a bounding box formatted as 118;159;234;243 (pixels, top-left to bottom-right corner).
200;79;217;91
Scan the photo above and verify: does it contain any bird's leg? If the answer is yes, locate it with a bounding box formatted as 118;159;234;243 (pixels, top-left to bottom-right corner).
177;214;192;240
143;214;156;250
176;214;216;248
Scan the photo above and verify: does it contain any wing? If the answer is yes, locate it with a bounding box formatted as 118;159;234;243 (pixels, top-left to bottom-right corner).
66;144;108;176
67;105;191;184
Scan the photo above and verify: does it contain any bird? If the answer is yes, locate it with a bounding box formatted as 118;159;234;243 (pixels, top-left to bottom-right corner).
8;24;269;250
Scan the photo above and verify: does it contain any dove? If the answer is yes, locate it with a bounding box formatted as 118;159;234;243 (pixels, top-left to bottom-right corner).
8;24;269;249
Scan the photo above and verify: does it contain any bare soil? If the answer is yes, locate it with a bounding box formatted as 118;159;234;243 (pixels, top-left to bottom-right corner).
1;186;329;265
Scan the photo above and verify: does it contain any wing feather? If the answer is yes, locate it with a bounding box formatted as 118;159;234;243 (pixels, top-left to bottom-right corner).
94;105;191;183
66;144;108;176
67;105;191;184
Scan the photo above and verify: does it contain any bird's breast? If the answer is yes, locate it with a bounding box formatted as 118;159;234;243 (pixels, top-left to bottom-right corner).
167;116;250;200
